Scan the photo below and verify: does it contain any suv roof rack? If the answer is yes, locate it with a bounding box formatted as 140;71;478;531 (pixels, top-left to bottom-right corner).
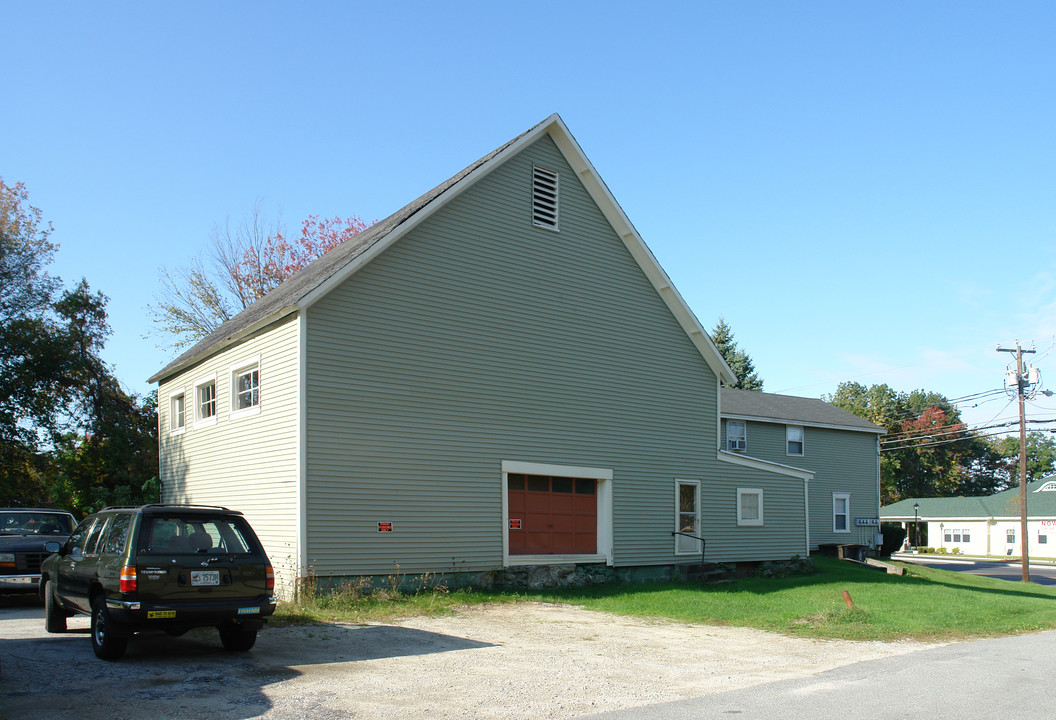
99;503;234;513
0;507;75;513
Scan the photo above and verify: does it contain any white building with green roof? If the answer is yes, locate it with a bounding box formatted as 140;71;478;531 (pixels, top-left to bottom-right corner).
881;477;1056;558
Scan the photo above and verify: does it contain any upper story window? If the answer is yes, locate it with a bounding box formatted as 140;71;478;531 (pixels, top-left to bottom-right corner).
169;392;186;435
532;164;559;230
231;359;260;417
195;376;217;427
726;421;746;452
786;425;804;456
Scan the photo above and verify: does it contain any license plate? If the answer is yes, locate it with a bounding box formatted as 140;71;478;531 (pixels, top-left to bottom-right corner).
237;607;260;615
191;570;220;586
148;610;176;619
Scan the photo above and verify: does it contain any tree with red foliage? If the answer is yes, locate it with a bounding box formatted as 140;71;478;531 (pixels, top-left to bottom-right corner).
150;204;372;349
231;214;371;303
828;382;1003;503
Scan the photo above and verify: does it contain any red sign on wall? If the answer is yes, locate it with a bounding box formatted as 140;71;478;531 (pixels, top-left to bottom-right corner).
377;522;393;532
509;519;522;530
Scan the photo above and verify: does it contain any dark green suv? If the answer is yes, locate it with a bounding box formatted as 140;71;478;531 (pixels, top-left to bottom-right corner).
40;504;276;660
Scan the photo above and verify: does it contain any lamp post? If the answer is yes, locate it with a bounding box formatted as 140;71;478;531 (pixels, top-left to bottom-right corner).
913;503;920;552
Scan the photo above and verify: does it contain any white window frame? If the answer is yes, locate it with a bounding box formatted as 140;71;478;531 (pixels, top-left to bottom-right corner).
194;374;218;427
168;390;187;436
727;420;747;452
786;425;804;456
229;356;261;419
501;460;613;567
737;488;764;527
675;479;702;555
833;492;851;533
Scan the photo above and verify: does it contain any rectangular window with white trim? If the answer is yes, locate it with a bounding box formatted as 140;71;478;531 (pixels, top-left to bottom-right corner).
833;492;850;533
737;488;763;527
786;425;804;456
169;392;186;435
230;359;260;417
194;377;217;427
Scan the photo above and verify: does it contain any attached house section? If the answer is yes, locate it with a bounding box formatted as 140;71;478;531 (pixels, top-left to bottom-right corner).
720;388;885;552
157;315;301;593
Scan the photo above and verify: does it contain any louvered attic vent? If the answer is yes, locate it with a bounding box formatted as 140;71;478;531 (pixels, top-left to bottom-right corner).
532;164;559;230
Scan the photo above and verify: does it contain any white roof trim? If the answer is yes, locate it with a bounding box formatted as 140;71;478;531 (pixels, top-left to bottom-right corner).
718;450;814;481
297;114;736;385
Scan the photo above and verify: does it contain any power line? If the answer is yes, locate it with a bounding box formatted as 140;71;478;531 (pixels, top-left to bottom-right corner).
880;418;1056;451
880;427;1025;452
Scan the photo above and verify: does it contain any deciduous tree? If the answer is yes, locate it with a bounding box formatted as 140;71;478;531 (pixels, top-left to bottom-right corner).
827;381;1003;503
150;204;371;350
0;178;158;509
990;432;1056;487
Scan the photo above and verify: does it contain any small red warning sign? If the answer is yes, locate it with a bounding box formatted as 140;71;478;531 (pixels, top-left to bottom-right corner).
509;519;522;530
377;522;393;532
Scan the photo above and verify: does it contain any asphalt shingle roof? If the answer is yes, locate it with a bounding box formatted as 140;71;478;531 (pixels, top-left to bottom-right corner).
720;388;884;434
148;118;542;384
881;477;1056;519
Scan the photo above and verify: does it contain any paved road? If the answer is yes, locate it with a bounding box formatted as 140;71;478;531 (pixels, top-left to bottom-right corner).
896;555;1056;585
584;629;1056;720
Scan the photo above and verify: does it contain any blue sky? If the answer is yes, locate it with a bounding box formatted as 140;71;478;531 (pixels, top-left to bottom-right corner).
3;2;1055;432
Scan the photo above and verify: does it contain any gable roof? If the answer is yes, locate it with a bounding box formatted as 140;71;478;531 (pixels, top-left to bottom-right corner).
881;476;1056;519
720;388;885;434
149;114;735;386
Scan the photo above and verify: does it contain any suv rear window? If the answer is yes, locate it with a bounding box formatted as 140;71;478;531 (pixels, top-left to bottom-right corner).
138;516;255;555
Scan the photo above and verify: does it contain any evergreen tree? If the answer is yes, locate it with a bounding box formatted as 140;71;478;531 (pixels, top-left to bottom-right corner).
711;317;763;391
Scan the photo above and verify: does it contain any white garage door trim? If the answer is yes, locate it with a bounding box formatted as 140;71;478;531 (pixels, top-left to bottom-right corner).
501;460;613;567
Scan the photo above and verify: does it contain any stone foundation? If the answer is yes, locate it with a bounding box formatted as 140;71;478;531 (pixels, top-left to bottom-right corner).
301;556;815;595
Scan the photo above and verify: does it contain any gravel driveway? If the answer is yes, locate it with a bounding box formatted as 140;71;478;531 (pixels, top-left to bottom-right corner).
1;594;936;719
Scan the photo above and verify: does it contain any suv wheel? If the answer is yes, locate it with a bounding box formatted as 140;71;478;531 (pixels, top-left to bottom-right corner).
218;620;258;651
44;580;66;633
91;596;129;660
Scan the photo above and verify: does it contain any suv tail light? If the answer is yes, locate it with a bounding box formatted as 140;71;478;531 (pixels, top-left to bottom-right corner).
120;565;137;593
265;562;274;592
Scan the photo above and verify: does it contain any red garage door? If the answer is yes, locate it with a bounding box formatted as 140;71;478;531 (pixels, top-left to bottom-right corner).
508;473;597;555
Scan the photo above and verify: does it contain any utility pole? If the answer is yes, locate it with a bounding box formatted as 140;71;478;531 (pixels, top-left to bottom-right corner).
997;341;1036;583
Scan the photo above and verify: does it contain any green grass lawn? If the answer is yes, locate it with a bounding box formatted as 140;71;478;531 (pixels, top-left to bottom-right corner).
275;557;1056;642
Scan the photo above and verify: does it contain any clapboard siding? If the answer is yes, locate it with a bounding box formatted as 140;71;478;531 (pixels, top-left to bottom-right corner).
157;315;300;593
722;419;879;548
303;135;801;576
